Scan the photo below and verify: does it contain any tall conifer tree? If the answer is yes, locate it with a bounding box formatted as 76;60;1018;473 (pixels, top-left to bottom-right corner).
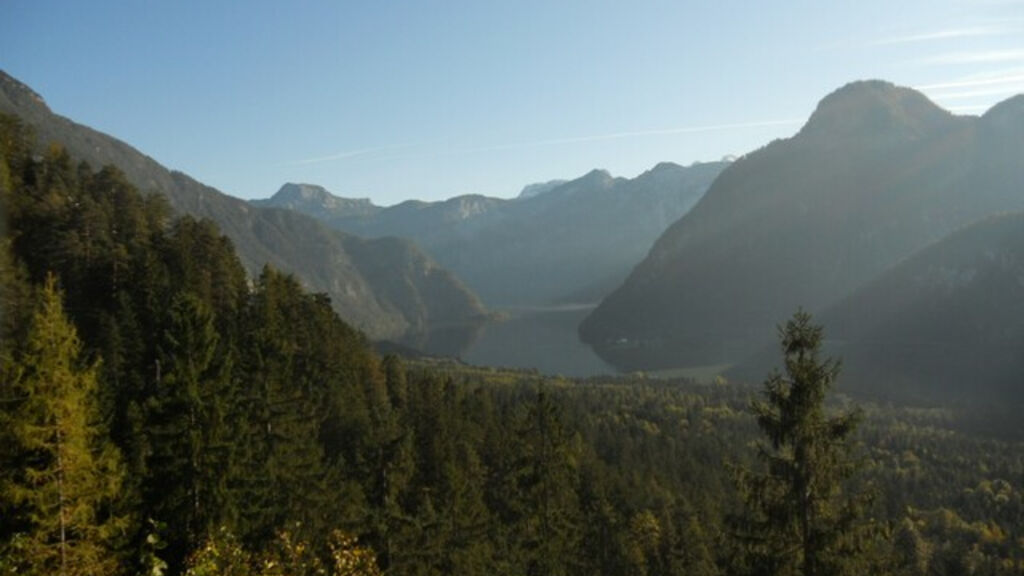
144;292;236;570
734;310;869;576
0;275;125;576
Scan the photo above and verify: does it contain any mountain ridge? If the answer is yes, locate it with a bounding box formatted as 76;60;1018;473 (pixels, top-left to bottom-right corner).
729;211;1024;406
581;80;1024;375
0;69;488;344
256;160;729;306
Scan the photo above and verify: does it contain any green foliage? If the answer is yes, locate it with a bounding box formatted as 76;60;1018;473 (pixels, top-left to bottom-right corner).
734;310;872;575
143;293;236;570
0;275;126;575
2;114;1023;575
183;528;252;576
183;528;382;576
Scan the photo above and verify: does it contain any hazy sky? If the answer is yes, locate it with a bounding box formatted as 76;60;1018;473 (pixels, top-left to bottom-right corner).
3;1;1023;204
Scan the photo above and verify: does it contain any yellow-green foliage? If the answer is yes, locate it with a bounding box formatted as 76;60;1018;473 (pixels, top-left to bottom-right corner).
0;276;126;576
184;529;381;576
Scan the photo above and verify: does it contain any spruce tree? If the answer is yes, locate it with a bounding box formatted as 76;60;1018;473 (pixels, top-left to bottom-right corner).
734;310;869;576
0;275;126;576
144;292;235;570
235;267;332;546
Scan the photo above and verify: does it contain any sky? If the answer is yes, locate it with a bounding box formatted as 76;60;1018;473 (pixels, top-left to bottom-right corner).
2;1;1023;205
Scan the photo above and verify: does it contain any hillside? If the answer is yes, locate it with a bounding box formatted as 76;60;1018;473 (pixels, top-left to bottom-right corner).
257;161;727;306
0;70;487;343
581;80;1024;371
729;210;1024;406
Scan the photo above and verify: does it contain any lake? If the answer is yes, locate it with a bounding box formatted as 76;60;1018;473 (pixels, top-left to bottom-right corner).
421;305;617;378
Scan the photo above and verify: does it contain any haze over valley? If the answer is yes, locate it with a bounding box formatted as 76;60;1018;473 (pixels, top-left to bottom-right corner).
4;2;1024;574
7;66;1024;401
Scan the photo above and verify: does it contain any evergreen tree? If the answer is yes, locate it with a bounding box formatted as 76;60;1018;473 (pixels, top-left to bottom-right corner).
235;267;334;547
144;292;236;571
0;275;126;575
734;310;869;576
514;386;581;576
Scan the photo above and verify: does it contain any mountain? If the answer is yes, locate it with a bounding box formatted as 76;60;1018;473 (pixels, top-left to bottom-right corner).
252;182;381;220
257;161;728;306
0;70;487;343
581;80;1024;371
517;179;568;199
730;211;1024;406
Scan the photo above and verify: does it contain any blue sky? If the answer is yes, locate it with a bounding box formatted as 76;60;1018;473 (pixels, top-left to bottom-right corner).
3;1;1023;204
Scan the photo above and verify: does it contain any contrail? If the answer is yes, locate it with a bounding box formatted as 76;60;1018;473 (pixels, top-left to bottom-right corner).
286;148;377;166
283;142;421;167
458;119;803;154
283;119;803;166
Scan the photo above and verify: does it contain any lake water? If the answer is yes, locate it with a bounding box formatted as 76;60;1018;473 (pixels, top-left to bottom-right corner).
428;306;617;378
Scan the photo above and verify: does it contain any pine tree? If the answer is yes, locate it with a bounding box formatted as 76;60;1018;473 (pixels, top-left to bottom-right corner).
0;274;126;575
734;310;869;576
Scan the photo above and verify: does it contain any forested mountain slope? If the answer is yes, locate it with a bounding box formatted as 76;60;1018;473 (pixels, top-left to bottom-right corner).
731;209;1024;406
2;113;1022;574
0;70;487;343
582;81;1024;371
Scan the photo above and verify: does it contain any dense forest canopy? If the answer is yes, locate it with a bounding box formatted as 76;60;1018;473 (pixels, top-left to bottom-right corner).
1;114;1023;575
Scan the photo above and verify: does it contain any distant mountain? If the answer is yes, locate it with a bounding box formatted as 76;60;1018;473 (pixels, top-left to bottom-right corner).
252;182;381;220
581;80;1024;371
257;161;728;306
0;70;487;343
731;211;1024;406
517;179;568;199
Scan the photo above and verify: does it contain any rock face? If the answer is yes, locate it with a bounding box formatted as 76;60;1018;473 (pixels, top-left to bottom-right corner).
0;70;488;343
253;183;381;220
581;80;1024;372
257;161;728;307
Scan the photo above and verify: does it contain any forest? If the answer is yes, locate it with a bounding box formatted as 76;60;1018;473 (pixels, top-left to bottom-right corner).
1;112;1023;575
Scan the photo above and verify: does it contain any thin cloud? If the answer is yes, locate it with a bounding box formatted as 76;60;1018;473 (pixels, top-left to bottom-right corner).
927;84;1024;101
945;103;993;114
915;70;1024;90
919;49;1024;65
871;25;1007;46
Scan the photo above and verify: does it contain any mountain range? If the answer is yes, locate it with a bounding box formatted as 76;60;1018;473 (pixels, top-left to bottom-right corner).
8;68;1024;406
0;70;487;344
255;161;727;307
581;81;1024;399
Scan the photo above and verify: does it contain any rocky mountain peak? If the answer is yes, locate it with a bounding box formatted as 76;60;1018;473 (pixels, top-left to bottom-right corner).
274;182;334;202
801;79;952;140
0;70;49;112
